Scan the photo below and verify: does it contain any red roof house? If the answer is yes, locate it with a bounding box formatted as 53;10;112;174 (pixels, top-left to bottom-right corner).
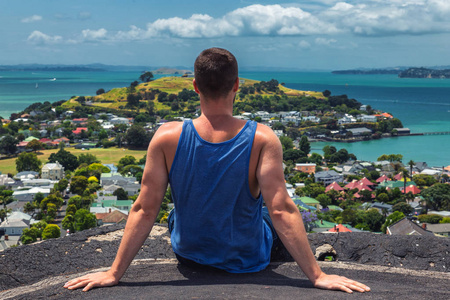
325;182;344;193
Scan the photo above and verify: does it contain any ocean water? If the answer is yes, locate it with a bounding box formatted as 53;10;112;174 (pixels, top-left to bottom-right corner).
0;70;449;167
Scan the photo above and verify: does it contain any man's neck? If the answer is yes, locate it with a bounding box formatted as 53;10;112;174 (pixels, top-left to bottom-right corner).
198;95;236;127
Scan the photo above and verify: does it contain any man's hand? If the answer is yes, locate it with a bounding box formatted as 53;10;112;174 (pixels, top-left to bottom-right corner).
64;271;119;292
313;273;371;294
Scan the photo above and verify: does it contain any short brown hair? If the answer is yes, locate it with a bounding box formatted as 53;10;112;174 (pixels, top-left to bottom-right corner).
194;48;238;99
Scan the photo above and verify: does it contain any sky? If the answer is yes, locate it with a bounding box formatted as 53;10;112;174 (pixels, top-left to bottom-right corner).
1;0;450;70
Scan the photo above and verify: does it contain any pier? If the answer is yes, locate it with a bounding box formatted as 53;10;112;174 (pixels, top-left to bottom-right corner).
421;131;450;136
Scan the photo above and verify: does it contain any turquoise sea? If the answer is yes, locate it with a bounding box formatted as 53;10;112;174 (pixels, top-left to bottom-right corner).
0;70;449;167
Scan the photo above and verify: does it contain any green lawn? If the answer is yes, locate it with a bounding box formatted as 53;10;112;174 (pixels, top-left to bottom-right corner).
0;147;147;175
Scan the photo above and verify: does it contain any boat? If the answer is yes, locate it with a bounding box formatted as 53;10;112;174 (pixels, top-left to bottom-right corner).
50;78;56;81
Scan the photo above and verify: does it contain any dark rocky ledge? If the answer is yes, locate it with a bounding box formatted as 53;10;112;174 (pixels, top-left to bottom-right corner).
1;224;449;299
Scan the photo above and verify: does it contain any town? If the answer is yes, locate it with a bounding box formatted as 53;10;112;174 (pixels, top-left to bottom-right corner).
1;75;449;250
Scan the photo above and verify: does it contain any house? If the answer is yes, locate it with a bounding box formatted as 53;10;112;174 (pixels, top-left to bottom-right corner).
14;171;39;180
110;117;131;125
298;196;321;210
41;162;65;180
337;114;356;125
72;127;88;135
386;217;434;236
71;118;88;126
394;128;410;135
96;210;128;226
0;174;15;186
100;173;136;186
13;187;51;202
0;219;28;236
314;170;344;185
369;202;392;214
346;127;372;137
294;163;316;174
358;115;377;123
423;223;450;237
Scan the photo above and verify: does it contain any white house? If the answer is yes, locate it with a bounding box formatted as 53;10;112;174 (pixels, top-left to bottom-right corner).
13;187;51;202
41;161;65;180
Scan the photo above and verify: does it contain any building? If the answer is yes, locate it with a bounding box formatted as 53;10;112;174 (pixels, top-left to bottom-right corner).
386;218;434;236
294;163;316;174
41;162;65;180
314;170;344;185
346;127;372;137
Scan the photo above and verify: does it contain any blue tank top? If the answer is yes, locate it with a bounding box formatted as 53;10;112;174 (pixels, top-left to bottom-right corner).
169;120;272;273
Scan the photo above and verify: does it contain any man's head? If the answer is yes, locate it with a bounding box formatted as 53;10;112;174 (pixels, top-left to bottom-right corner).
194;48;238;100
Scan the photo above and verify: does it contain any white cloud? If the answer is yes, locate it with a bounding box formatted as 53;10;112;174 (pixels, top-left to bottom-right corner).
315;37;337;46
27;31;62;45
81;28;108;41
21;15;42;23
78;11;91;20
49;1;450;44
298;40;311;49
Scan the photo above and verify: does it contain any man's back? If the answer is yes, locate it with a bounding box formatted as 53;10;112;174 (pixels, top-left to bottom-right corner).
167;118;272;272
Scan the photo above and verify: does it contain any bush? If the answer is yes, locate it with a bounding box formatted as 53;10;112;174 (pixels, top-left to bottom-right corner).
42;224;61;240
417;214;443;224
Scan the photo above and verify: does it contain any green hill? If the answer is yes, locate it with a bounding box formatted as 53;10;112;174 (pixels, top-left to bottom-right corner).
61;76;325;114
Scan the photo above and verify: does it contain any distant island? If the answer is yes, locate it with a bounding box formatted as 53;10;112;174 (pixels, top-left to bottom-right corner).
398;67;450;79
332;69;403;75
332;66;450;79
0;64;106;72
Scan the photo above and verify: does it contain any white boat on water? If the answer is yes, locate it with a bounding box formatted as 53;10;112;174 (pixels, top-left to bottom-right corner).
50;78;56;81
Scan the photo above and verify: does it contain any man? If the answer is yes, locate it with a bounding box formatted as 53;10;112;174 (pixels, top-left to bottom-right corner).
64;48;370;294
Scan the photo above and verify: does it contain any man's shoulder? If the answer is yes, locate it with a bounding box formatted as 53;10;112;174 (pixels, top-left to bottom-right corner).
255;123;279;144
152;121;184;145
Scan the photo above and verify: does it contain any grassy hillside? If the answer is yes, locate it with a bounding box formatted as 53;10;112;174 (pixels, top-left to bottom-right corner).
0;147;147;175
61;76;324;112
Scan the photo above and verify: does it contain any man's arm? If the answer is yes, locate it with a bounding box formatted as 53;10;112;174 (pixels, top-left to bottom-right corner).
255;125;370;293
64;124;174;292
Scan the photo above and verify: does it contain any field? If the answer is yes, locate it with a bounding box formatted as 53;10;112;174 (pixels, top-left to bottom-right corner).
0;147;147;175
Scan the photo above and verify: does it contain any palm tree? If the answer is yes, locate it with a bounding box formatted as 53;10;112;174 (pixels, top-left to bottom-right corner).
402;169;409;194
408;160;415;180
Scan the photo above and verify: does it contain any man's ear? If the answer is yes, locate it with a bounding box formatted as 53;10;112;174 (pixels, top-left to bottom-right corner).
232;77;240;92
193;79;200;94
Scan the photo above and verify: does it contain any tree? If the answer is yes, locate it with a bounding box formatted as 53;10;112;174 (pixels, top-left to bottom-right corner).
407;160;415;180
118;155;137;172
70;176;89;195
21;227;40;244
322;90;331;97
125;125;151;148
392;202;413;215
120;165;143;177
78;153;100;165
73;209;97;232
316;194;331;208
279;136;294;151
16;152;42;172
421;183;450;211
48;148;79;171
113;188;128;200
96;88;105;95
364;208;385;232
381;211;405;233
62;214;75;233
42;224;61;240
0;134;17;155
26;140;44;152
139;71;154;82
127;93;141;108
299;136;310;156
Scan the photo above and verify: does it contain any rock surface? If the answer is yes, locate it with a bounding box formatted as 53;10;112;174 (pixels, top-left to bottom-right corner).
1;224;449;299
